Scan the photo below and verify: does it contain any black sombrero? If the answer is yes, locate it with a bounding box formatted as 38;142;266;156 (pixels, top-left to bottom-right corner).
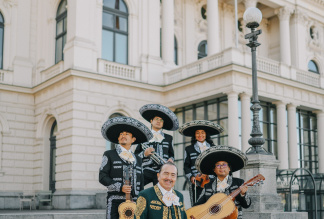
139;104;179;131
178;120;224;137
195;145;247;174
101;116;153;144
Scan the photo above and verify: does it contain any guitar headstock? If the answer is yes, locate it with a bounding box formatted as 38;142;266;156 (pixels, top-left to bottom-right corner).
244;174;265;187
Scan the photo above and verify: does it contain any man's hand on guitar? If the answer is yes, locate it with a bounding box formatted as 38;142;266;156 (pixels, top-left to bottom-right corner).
144;147;155;157
122;185;132;194
240;185;248;196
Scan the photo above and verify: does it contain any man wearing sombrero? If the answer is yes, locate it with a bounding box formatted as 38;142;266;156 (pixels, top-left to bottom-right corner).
135;104;179;185
179;120;224;206
99;116;153;219
194;146;251;219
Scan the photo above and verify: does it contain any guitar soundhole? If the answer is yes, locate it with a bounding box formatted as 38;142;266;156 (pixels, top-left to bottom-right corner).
210;204;221;214
125;209;133;217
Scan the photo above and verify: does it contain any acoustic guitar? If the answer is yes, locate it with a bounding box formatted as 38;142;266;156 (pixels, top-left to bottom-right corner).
118;166;137;219
186;174;265;219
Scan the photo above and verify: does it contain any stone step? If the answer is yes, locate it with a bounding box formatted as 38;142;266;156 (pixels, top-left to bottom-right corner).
0;209;106;219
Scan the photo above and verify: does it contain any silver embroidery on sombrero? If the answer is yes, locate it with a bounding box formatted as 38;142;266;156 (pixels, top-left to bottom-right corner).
139;104;179;131
101;116;153;143
178;120;224;136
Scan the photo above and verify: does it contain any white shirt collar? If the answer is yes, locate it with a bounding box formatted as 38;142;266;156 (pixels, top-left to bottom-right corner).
197;141;207;147
119;144;132;153
151;129;162;134
157;183;173;195
217;175;229;183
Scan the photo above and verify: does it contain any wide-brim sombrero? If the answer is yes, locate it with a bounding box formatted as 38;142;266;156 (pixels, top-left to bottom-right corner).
139;104;179;131
195;145;247;174
178;120;224;137
101;116;153;144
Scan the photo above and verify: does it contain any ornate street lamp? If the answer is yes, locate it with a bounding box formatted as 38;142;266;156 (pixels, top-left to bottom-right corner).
244;7;269;155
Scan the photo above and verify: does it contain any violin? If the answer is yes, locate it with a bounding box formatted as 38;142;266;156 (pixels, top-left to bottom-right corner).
195;173;210;188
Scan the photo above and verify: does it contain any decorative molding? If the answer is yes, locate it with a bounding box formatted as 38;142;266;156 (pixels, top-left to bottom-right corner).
2;0;17;8
275;7;294;21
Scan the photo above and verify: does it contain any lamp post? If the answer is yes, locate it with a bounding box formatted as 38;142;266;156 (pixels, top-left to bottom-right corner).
244;7;269;155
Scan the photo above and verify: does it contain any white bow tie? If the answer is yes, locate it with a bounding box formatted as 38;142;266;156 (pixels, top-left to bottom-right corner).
162;192;180;207
199;144;208;152
149;132;164;143
119;151;135;163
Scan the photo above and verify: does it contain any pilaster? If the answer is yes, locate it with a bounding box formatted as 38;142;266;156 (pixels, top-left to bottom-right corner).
227;91;240;149
207;0;220;55
287;104;298;169
240;93;251;153
273;101;288;169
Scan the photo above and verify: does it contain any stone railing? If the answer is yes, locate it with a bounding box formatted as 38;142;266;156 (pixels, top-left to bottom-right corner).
296;70;320;87
257;57;279;76
40;61;64;83
97;59;141;81
164;53;224;84
0;69;13;85
164;48;323;88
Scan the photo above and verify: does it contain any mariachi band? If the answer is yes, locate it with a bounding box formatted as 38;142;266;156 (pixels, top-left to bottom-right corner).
99;104;254;219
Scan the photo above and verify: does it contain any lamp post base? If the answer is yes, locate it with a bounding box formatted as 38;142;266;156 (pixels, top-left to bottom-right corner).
241;154;307;218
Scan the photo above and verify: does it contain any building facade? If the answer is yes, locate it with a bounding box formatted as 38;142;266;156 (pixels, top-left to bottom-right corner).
0;0;323;210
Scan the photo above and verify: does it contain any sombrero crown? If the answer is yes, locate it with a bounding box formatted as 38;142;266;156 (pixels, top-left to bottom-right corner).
178;120;224;137
101;116;153;144
139;104;179;131
195;145;247;175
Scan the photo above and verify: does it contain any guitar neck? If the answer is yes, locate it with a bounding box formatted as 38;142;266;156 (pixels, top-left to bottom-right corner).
229;187;243;200
125;179;131;201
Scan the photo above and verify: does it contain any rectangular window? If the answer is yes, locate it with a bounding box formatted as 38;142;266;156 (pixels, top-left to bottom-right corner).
102;30;114;61
173;97;229;190
115;33;127;64
297;110;318;173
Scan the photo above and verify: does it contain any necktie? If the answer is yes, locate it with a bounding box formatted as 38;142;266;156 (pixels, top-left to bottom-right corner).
149;132;164;143
162;192;180;207
199;144;208;152
217;179;229;193
120;151;135;163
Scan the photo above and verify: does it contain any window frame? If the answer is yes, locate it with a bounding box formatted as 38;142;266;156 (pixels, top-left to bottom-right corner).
55;0;67;64
102;0;129;64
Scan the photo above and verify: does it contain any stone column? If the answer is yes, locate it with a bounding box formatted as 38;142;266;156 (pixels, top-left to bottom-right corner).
207;0;219;55
287;104;298;169
227;92;239;149
315;111;324;173
276;7;293;66
290;10;308;69
240;93;251;153
273;101;289;169
243;0;257;8
162;0;174;65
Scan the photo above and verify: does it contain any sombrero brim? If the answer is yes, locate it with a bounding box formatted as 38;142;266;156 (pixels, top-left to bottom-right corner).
139;104;179;131
178;120;224;137
101;116;153;144
195;146;247;174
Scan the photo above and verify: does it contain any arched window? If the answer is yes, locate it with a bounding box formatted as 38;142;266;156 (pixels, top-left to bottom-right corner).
102;0;128;65
0;12;4;69
198;40;207;59
55;0;67;64
174;36;178;65
49;121;57;192
308;60;319;74
106;112;124;150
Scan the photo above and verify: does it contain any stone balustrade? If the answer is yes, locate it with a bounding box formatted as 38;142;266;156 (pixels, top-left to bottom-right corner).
97;59;141;82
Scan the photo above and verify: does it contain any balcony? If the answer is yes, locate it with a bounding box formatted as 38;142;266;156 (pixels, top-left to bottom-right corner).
97;59;141;82
163;48;323;88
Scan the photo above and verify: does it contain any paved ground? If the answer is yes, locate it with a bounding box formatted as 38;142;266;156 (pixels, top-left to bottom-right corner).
0;209;106;219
